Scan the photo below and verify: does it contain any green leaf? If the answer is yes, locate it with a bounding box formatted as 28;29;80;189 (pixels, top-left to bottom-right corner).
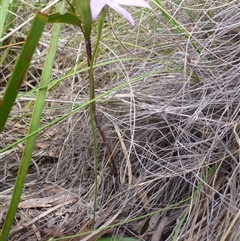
0;11;48;133
0;0;17;46
74;0;92;39
0;12;48;241
48;12;82;26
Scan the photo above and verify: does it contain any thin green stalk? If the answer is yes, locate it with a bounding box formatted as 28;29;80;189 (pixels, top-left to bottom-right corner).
0;0;17;44
86;7;108;228
90;10;107;214
0;0;18;65
76;1;112;228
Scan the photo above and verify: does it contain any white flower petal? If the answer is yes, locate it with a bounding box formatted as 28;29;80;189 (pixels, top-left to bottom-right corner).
90;0;151;24
115;0;151;9
107;1;135;25
90;0;107;20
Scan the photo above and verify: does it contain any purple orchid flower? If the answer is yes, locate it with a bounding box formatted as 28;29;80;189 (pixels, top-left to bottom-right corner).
90;0;151;25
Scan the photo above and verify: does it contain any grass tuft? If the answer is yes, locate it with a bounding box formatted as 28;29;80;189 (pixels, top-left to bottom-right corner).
0;1;239;240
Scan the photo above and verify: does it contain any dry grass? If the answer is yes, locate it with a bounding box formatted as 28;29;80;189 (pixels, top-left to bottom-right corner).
0;1;240;240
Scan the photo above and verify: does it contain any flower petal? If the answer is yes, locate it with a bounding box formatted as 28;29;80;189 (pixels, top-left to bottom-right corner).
107;1;135;25
90;0;107;20
115;0;151;9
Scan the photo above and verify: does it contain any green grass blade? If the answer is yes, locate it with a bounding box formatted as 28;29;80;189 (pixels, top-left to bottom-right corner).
89;7;108;228
0;67;163;154
0;12;48;241
0;0;11;43
0;1;66;239
0;0;17;45
0;11;48;133
152;0;202;54
74;0;92;38
48;11;82;26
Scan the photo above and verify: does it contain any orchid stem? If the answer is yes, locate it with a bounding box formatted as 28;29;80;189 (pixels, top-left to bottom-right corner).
84;7;117;228
85;36;118;176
